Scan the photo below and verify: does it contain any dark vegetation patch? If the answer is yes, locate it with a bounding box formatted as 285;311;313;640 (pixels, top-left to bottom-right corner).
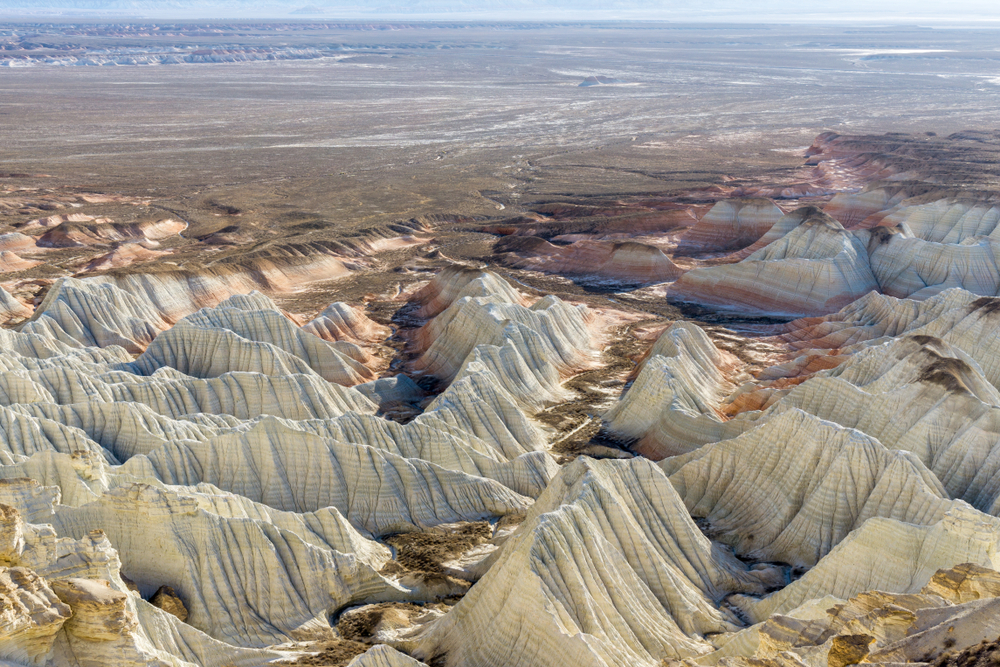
288;220;333;232
931;636;1000;667
970;296;1000;317
868;224;904;245
207;201;241;215
916;356;975;393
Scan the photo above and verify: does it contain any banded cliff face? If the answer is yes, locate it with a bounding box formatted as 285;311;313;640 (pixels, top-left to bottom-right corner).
3;131;1000;667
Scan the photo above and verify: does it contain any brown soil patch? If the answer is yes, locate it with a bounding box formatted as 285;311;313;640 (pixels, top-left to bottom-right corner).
336;602;426;643
383;522;492;575
495;512;527;533
544;317;665;462
280;639;370;667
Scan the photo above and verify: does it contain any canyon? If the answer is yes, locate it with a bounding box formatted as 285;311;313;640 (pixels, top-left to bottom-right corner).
2;19;1000;667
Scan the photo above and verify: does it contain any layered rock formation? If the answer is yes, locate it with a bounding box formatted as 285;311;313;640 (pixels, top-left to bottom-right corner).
413;457;785;667
4;131;1000;666
700;563;1000;667
0;285;32;324
410;265;526;319
129;294;376;385
675;198;785;255
0;490;285;667
0;264;575;665
779;288;1000;385
495;236;683;285
671;207;880;317
661;409;958;567
35;218;185;249
302;302;391;343
603;321;748;458
412;267;595;386
21;277;169;352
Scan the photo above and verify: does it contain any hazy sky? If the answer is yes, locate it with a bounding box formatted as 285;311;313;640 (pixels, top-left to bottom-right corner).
4;0;1000;21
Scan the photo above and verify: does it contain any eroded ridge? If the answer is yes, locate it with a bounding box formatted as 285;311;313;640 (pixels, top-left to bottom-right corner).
3;131;1000;666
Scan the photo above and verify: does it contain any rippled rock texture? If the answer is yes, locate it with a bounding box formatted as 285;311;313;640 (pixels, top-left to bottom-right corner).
3;131;1000;666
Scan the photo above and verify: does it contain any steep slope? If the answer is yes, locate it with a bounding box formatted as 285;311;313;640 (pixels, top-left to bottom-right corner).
414;290;594;383
602;321;756;459
50;483;415;647
413;457;785;667
866;227;1000;300
0;488;285;667
118;420;532;535
730;506;1000;622
701;564;1000;667
675;198;785;255
762;352;1000;516
302;302;390;343
881;199;1000;243
0;366;377;421
670;208;879;317
0;285;32;324
661;409;956;567
129;297;375;385
410;265;526;319
20;277;168;352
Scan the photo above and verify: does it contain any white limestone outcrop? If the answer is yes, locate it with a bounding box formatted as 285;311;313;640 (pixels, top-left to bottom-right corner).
302;302;390;343
0;565;70;664
676;198;785;254
49;483;412;647
130;304;375;385
0;488;286;667
784;288;1000;389
414;291;594;383
661;409;957;567
21;278;168;353
881;199;1000;242
603;321;754;459
729;506;1000;622
700;563;1000;667
347;644;430;667
118;420;533;535
410;265;525;318
671;207;880;317
0;286;32;324
866;227;1000;299
0;366;377;421
413;457;785;667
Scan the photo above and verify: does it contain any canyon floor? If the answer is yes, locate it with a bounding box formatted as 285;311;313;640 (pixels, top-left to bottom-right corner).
2;19;1000;667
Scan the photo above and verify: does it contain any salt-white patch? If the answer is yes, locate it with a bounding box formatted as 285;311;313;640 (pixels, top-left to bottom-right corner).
548;68;628;79
816;48;957;56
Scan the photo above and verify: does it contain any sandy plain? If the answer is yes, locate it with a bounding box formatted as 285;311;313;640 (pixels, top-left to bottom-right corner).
0;22;997;303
